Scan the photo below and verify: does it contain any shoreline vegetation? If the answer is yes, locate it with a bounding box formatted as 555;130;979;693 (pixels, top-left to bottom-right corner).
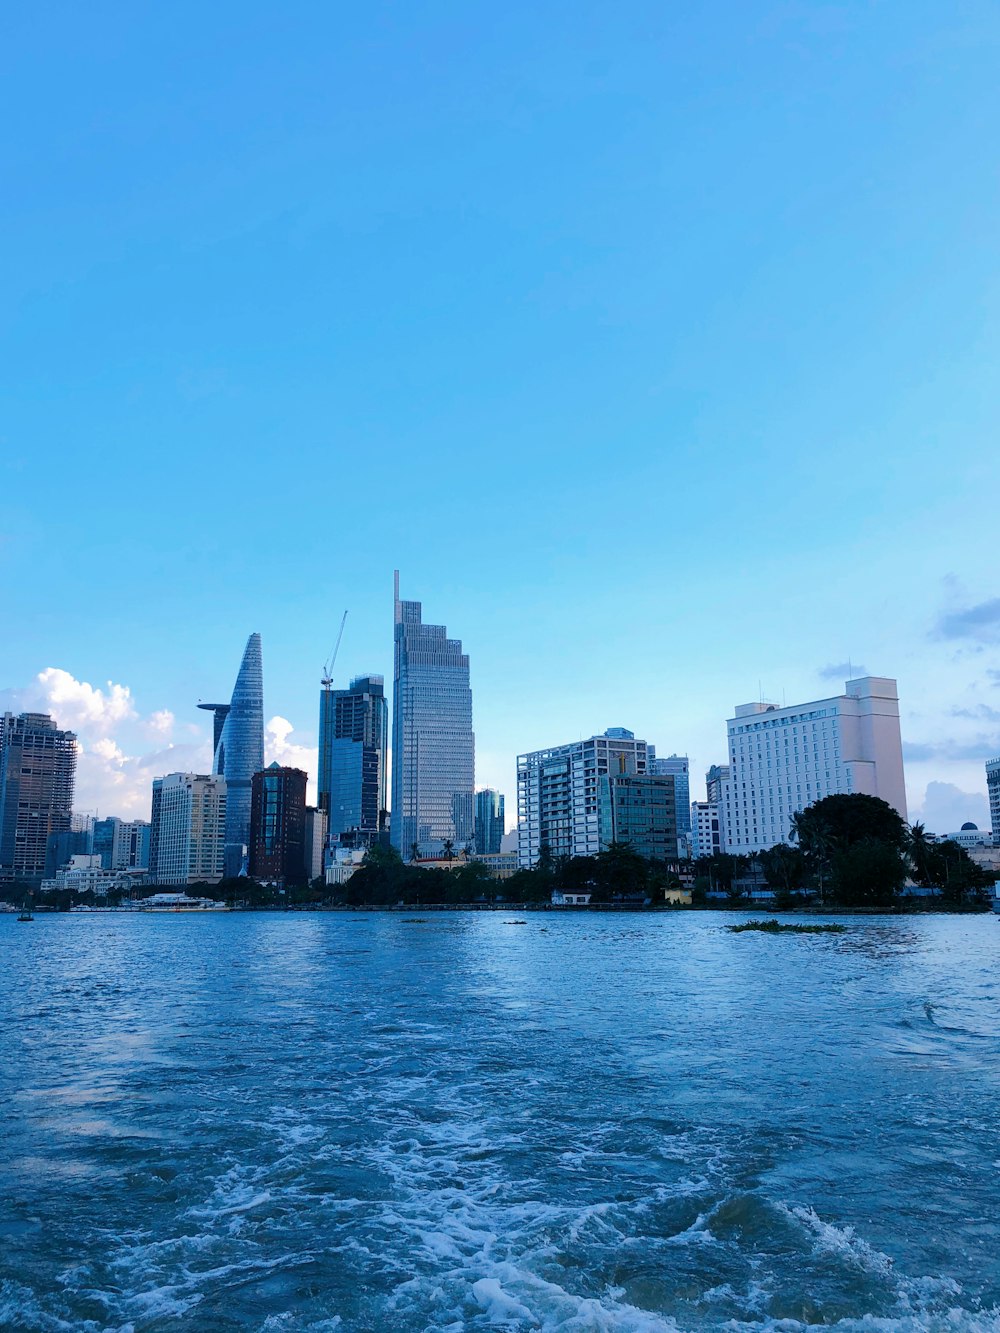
9;796;995;918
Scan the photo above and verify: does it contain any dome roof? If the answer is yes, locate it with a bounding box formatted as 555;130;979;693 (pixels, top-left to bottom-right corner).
960;821;978;831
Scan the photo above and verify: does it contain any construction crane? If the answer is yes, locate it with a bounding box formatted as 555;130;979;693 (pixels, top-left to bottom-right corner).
321;610;349;689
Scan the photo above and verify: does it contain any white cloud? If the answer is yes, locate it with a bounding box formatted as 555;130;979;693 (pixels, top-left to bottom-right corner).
35;667;136;732
146;709;175;736
911;781;991;836
265;715;318;804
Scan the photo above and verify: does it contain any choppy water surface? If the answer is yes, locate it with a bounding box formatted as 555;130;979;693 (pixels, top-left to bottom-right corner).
1;912;998;1332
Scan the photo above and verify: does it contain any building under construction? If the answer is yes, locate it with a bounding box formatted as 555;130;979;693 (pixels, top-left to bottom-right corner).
0;712;77;886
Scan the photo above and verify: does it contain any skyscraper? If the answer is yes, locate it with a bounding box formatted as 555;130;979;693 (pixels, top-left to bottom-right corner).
391;573;475;857
206;632;264;877
318;674;387;844
474;788;505;856
0;712;77;886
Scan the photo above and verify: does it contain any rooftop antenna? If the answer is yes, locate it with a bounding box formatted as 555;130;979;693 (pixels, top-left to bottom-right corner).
321;610;349;689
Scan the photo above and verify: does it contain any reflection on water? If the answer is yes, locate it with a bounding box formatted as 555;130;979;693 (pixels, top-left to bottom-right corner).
1;911;998;1331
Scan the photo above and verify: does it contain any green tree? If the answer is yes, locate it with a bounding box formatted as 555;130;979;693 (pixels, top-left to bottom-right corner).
758;844;809;895
830;839;906;907
441;839;455;863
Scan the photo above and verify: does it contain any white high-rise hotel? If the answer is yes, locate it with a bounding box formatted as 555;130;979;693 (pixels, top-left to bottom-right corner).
720;676;907;855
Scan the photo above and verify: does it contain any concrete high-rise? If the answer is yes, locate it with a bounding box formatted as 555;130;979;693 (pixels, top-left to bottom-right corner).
249;763;308;884
149;773;227;885
517;728;650;867
719;676;907;855
986;757;1000;839
0;712;77;886
474;788;505;856
206;633;263;877
391;573;474;857
92;817;151;871
319;674;387;845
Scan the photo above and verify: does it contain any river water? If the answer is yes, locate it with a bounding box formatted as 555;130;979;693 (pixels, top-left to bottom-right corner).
1;911;998;1332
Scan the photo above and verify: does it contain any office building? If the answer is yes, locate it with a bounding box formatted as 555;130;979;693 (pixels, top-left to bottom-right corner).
690;801;722;859
149;773;227;886
318;674;387;844
599;772;679;861
0;712;77;886
649;753;691;840
303;806;327;883
517;728;649;867
92;817;151;871
249;763;308;884
720;676;907;855
391;573;475;857
474;788;505;856
987;758;1000;842
45;813;94;877
203;633;264;877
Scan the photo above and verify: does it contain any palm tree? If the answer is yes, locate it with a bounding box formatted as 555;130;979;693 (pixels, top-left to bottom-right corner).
905;821;933;886
462;843;473;862
410;841;421;864
441;839;455;862
790;810;836;904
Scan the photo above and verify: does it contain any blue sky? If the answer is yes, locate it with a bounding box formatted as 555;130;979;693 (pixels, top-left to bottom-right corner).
3;1;1000;831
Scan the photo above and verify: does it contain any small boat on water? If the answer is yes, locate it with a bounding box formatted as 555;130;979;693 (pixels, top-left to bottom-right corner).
16;911;33;922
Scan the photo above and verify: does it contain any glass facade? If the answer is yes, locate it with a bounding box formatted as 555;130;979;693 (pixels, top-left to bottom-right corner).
212;633;264;878
318;675;387;843
391;574;474;857
474;788;505;855
649;753;690;837
249;763;307;883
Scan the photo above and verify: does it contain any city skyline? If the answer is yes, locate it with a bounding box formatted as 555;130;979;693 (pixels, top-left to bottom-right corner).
0;616;997;838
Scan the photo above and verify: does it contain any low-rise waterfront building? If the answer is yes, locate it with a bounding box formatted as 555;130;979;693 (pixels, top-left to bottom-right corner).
41;854;147;897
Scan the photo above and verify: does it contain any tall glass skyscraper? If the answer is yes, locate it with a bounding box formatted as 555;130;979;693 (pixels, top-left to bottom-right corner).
318;674;388;844
207;632;264;877
391;573;474;857
474;788;505;855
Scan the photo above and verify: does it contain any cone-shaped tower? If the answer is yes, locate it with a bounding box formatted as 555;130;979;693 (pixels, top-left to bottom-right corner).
213;632;264;877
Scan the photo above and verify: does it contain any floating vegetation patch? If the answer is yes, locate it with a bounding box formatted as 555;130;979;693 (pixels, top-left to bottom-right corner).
728;918;845;935
504;920;528;925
